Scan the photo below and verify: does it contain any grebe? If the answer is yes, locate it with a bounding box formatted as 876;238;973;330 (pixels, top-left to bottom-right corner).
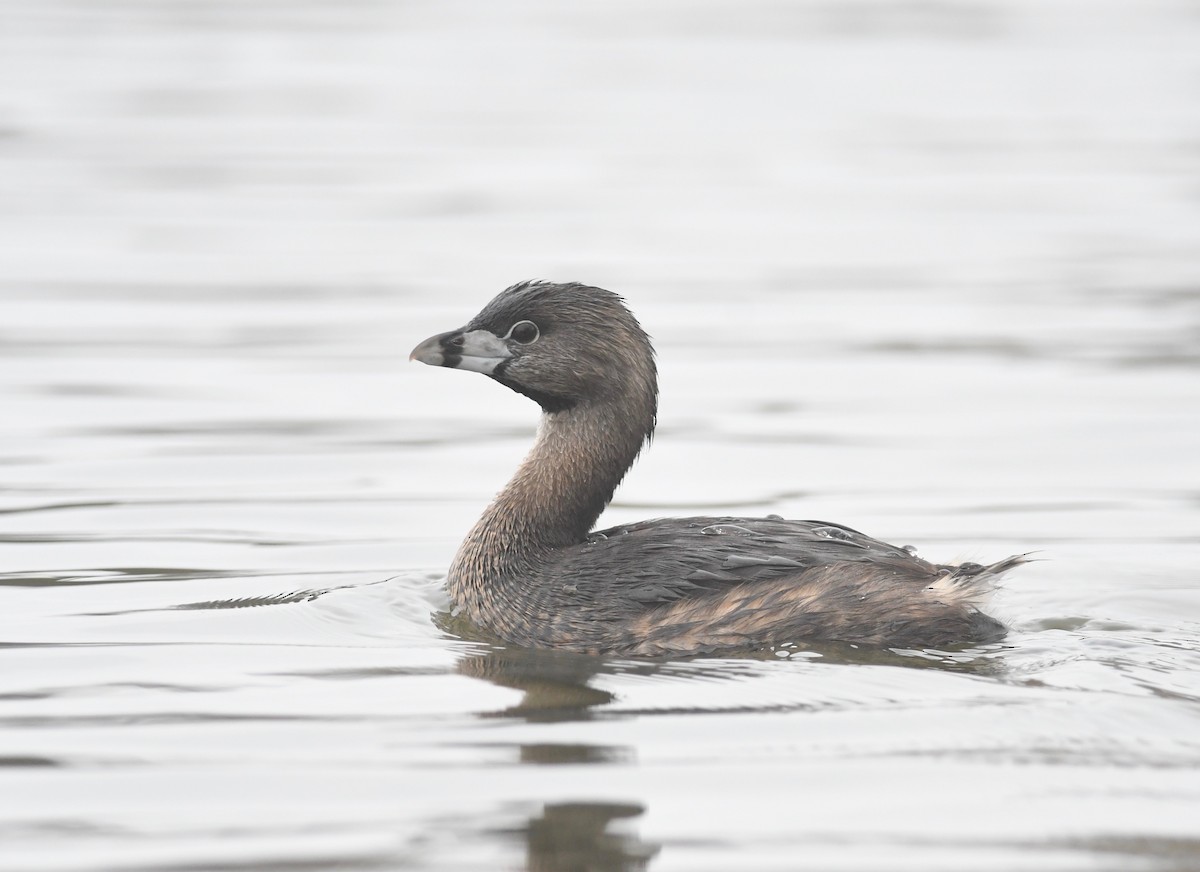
411;281;1021;656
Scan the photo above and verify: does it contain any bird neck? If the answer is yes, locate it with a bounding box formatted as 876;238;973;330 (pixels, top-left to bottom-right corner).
449;395;653;593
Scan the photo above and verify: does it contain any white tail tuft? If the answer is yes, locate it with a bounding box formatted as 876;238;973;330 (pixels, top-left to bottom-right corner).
925;554;1029;606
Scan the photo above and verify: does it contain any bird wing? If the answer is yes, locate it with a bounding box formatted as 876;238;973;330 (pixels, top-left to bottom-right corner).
552;516;937;608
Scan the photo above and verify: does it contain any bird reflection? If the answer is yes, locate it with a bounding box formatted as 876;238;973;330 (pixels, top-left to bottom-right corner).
444;617;1004;872
455;643;616;720
449;641;659;868
518;802;658;872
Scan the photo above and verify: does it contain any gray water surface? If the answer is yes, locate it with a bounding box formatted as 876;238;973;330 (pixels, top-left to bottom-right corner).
3;2;1200;870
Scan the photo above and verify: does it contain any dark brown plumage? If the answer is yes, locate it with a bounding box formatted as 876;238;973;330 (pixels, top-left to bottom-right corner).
410;281;1023;657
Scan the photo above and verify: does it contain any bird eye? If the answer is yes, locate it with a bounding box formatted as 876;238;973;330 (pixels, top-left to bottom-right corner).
507;320;539;344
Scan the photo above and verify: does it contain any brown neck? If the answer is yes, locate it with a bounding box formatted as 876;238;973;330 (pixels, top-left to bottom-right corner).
448;396;652;602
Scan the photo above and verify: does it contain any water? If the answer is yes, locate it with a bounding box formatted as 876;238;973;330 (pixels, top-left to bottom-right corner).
3;1;1200;870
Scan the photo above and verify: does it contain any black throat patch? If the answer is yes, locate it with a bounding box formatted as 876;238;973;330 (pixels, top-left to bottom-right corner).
490;364;576;414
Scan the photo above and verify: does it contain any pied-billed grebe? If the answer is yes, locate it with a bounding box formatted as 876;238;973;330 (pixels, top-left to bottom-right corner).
411;281;1023;656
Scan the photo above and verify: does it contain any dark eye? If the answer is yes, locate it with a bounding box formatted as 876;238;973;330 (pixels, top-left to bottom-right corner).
507;320;539;344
